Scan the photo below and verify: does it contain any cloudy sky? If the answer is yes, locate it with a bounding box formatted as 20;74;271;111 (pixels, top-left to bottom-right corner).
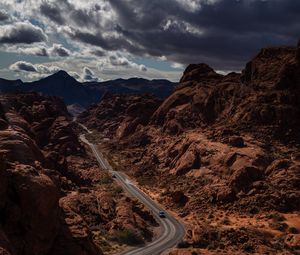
0;0;299;82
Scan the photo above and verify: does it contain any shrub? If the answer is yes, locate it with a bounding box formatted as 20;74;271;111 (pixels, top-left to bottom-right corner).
248;206;259;214
114;229;142;245
242;242;255;253
222;217;231;225
207;213;214;219
99;175;113;184
112;186;123;195
269;222;288;232
177;241;190;248
271;213;286;222
288;227;299;234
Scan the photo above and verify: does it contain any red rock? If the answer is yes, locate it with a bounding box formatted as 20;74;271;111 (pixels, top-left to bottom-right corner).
0;130;44;165
0;93;106;254
78;94;161;139
228;136;245;148
170;191;189;206
0;118;8;130
172;143;201;175
3;164;60;255
0;156;7;210
180;63;221;83
230;166;263;192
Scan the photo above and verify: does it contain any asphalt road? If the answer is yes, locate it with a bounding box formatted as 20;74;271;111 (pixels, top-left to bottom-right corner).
79;127;185;255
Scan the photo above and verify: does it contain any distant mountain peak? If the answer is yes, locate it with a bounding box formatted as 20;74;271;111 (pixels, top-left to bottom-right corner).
52;70;73;79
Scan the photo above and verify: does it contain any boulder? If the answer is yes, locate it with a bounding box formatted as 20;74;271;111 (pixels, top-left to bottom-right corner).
4;164;60;255
230;166;263;192
172;143;201;175
0;130;44;165
0;118;8;130
170;191;189;207
228;136;245;148
180;63;221;83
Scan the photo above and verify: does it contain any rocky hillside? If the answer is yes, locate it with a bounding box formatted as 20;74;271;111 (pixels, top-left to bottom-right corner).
79;94;161;139
79;40;300;254
0;92;157;255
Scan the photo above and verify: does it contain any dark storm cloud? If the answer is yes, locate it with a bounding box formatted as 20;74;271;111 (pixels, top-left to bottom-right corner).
70;9;95;27
0;22;47;44
0;11;9;21
10;61;37;72
90;49;106;57
106;0;300;70
2;0;299;73
49;44;70;57
40;2;65;25
69;29;140;53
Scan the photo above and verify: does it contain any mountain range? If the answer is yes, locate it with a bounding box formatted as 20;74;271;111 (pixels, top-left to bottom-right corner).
0;71;176;108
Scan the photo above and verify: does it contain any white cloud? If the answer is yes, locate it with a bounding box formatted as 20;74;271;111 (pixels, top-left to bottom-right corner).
139;65;147;72
171;62;185;69
82;66;100;82
163;19;204;36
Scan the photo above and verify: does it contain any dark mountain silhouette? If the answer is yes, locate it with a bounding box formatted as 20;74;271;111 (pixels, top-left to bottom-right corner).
0;78;23;91
0;70;176;107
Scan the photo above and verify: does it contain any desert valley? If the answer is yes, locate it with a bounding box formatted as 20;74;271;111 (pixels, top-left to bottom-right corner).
1;40;300;255
0;1;300;254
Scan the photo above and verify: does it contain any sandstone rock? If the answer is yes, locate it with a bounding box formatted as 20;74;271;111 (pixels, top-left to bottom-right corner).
228;136;245;148
0;130;44;165
180;63;221;83
0;156;7;210
170;191;189;206
3;164;60;255
230;166;263;192
265;159;290;175
216;186;236;202
78;95;160;138
0;118;8;130
0;93;106;255
172;143;200;175
54;196;103;255
241;46;296;88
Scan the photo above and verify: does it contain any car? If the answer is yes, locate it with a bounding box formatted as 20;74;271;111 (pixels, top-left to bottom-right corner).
112;173;117;178
159;211;166;218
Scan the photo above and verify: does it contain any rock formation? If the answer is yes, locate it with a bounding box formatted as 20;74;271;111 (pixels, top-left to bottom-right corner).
0;92;157;255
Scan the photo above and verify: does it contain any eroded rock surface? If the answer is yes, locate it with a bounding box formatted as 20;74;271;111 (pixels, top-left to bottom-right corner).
0;92;157;255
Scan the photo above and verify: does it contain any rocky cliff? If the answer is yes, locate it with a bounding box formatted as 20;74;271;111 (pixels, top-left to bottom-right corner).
0;92;156;255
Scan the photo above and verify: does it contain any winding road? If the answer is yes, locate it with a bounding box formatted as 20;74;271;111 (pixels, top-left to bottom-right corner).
79;126;185;255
